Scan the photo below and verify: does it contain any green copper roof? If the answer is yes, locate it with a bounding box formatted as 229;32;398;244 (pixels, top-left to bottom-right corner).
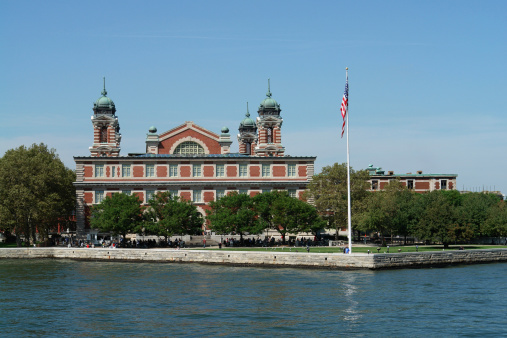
259;78;280;111
94;77;115;109
240;102;256;128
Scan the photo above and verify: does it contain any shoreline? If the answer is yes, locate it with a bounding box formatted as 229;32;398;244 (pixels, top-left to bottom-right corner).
1;247;507;270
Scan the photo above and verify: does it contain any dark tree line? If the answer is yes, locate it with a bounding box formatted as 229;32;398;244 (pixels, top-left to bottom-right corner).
206;191;325;243
306;163;507;247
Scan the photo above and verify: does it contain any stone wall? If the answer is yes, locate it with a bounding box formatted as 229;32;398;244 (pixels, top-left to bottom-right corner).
0;248;506;270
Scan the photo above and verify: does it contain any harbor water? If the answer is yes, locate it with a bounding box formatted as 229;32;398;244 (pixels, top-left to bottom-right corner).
1;259;506;337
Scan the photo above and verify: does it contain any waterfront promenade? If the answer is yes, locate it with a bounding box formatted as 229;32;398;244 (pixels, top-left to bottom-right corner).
1;247;506;269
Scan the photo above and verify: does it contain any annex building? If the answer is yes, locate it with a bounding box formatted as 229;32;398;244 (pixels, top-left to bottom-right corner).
366;165;457;192
74;81;316;239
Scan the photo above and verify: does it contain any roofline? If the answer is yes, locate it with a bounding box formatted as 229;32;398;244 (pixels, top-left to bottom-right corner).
74;155;317;160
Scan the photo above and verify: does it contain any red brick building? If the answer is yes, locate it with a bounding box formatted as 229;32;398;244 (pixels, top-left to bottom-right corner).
74;80;316;239
366;165;457;192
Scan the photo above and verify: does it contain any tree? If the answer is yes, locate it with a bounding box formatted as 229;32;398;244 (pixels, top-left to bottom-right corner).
412;190;460;248
144;191;203;239
0;143;75;246
358;180;420;245
306;163;370;240
483;200;507;238
252;191;280;235
271;192;326;243
457;192;501;237
206;192;263;241
90;193;143;245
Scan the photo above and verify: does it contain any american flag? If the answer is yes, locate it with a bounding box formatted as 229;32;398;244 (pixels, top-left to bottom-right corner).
340;76;348;138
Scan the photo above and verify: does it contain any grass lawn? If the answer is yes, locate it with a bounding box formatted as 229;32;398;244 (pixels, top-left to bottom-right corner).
0;243;19;248
192;245;507;254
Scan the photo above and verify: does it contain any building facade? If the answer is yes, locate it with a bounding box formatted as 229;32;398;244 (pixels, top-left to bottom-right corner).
74;81;316;239
366;165;457;192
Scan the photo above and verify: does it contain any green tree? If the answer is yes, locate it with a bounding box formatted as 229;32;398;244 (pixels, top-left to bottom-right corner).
306;163;370;240
271;192;326;243
0;143;75;246
457;192;501;237
90;193;143;245
206;192;263;241
252;191;280;234
483;200;507;238
144;192;203;239
412;190;461;248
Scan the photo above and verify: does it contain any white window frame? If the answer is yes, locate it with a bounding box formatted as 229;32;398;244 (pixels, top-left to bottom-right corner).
193;164;202;177
216;164;225;177
169;164;178;177
95;191;104;204
288;189;297;198
239;164;248;177
122;164;131;177
193;190;202;203
216;189;225;200
288;164;296;177
262;164;271;177
95;165;104;178
146;164;155;177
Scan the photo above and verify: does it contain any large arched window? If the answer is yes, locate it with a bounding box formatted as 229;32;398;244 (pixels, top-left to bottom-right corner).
173;141;205;155
100;126;108;143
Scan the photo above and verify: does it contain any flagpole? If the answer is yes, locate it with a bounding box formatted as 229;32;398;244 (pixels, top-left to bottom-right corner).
345;67;352;254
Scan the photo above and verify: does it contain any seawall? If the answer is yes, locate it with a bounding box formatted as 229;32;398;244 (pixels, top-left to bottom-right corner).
1;248;506;270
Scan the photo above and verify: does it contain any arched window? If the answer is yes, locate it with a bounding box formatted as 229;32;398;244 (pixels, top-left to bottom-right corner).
100;126;108;143
267;127;273;143
173;141;205;155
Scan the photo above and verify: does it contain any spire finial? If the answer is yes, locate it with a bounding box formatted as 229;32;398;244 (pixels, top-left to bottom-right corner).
101;77;107;96
266;78;272;97
246;102;250;117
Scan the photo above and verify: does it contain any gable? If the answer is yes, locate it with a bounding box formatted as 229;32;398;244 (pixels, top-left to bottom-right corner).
157;121;222;155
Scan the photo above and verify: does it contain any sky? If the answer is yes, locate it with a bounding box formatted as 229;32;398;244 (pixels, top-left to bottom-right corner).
1;0;506;195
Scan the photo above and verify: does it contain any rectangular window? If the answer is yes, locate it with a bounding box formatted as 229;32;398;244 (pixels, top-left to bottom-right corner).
262;164;271;177
111;166;116;178
122;164;131;177
193;190;202;203
169;164;178;177
95;165;104;178
239;189;248;195
122;190;131;195
216;164;225;177
193;164;201;177
288;189;297;198
95;191;104;204
216;189;225;200
262;189;271;194
371;180;379;190
169;190;178;199
146;164;155;177
407;180;414;190
288;164;296;177
146;190;155;202
441;180;447;190
239;164;248;177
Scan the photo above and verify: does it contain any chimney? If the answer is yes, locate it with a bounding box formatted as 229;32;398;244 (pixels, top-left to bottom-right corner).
417;170;423;174
388;171;394;175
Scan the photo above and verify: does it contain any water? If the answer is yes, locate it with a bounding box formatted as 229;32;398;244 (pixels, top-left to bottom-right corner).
1;259;506;337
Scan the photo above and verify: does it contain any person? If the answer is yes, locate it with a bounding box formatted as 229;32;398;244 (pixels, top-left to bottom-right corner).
203;238;206;248
345;247;350;254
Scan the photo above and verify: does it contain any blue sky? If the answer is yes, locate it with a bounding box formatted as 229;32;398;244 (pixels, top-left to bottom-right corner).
1;0;506;195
